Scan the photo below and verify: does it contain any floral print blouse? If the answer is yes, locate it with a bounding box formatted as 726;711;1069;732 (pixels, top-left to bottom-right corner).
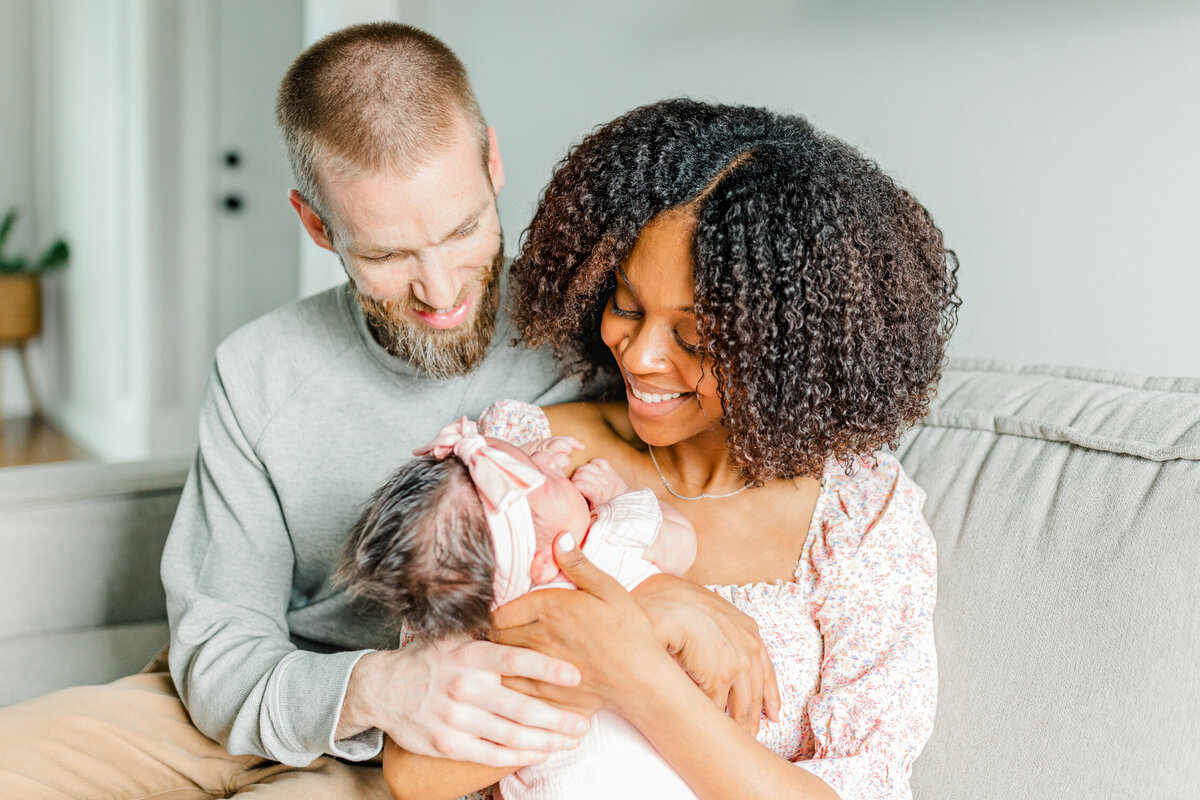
478;400;937;800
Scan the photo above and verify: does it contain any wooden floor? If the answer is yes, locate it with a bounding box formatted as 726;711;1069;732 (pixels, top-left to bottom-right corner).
0;415;92;468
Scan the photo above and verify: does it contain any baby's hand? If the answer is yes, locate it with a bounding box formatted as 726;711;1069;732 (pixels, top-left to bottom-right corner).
571;458;629;510
521;435;584;475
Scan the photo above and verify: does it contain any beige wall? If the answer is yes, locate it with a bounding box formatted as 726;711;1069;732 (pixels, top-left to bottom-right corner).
422;0;1200;377
4;0;1197;441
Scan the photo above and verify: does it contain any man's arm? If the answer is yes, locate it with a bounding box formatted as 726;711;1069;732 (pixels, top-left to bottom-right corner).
163;362;587;767
163;361;369;766
337;639;589;767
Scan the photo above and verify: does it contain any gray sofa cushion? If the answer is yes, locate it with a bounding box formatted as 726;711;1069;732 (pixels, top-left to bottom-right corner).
897;359;1200;800
0;622;169;707
0;458;188;706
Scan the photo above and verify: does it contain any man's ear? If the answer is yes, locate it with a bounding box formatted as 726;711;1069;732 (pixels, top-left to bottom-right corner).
486;127;505;195
289;189;335;252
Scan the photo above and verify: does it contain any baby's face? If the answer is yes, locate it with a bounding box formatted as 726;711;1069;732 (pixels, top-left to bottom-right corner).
486;438;591;563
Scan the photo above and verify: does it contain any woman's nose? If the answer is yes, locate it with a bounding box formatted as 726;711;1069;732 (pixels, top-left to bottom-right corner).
620;324;671;374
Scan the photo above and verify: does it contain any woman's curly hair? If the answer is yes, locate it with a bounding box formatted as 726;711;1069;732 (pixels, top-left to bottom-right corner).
511;99;960;483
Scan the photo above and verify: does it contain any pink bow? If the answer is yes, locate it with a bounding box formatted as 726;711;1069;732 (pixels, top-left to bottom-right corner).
413;417;546;512
415;417;545;605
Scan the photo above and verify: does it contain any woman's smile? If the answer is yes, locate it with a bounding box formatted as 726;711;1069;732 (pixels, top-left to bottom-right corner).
621;371;695;416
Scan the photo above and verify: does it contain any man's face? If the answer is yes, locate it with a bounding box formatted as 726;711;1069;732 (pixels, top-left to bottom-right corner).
293;121;506;378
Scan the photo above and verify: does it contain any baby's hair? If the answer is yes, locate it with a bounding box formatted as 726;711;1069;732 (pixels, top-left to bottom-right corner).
337;456;495;639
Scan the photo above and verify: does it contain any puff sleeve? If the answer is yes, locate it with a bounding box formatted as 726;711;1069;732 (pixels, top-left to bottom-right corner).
794;455;938;800
477;399;551;445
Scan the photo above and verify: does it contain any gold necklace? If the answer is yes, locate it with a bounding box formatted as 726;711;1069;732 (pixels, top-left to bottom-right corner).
647;445;752;501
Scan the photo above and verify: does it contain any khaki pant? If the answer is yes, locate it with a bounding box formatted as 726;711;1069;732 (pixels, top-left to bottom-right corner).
0;671;391;799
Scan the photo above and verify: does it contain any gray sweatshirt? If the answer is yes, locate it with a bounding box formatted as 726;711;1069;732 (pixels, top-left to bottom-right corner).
161;282;580;767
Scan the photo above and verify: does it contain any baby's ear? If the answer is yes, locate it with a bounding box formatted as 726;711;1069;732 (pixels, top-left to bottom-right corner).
529;548;561;585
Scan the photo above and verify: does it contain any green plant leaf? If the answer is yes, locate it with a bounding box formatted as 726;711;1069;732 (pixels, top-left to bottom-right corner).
0;255;30;275
35;240;70;273
0;208;16;251
0;209;70;275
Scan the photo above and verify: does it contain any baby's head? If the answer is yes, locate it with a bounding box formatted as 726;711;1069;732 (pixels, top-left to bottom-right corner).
338;430;590;640
488;437;591;581
338;455;496;638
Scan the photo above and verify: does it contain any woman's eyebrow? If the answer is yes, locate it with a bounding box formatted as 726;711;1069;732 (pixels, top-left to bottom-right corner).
615;266;695;313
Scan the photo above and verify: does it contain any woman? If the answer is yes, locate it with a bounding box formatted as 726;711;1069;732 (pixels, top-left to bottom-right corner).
389;99;959;800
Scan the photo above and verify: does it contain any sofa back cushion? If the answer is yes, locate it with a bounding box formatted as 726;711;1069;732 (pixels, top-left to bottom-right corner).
896;360;1200;800
0;458;188;705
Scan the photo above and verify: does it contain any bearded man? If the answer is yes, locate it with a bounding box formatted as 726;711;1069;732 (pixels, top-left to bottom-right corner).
0;22;767;799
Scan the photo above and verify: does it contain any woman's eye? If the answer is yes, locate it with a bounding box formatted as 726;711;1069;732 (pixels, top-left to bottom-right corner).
674;332;700;354
609;298;642;319
455;221;480;238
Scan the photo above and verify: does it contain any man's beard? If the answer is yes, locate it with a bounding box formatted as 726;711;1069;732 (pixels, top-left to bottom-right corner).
355;248;504;379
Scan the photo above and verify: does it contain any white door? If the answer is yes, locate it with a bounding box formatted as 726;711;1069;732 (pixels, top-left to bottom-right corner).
213;0;305;342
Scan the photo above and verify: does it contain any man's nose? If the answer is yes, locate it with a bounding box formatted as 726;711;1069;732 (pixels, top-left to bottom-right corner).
411;256;463;310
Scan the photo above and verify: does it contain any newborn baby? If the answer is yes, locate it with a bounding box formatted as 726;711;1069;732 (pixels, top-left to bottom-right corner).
339;414;700;799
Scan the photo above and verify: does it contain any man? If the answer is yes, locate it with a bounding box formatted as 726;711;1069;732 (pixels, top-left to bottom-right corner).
162;22;596;776
0;23;770;798
0;23;582;798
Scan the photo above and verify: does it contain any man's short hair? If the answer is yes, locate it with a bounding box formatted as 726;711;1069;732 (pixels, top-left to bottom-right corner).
275;22;489;227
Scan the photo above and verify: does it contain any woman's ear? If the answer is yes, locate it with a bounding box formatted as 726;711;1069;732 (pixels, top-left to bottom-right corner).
529;547;561;585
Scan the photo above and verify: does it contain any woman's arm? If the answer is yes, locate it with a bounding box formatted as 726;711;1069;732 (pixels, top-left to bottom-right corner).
622;650;841;799
789;460;938;798
382;735;512;800
541;401;781;732
499;457;939;800
494;534;839;799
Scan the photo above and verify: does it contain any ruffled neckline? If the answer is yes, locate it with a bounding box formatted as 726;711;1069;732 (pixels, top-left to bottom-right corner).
703;459;845;594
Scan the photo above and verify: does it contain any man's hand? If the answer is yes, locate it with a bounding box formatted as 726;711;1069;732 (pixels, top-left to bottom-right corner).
337;637;590;768
631;573;781;736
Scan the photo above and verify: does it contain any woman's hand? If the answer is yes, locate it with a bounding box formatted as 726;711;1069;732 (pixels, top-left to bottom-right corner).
492;537;835;799
490;533;677;719
492;538;780;736
631;573;781;735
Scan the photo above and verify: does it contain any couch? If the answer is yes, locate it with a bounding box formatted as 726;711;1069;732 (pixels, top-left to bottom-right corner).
1;359;1197;799
0;456;188;707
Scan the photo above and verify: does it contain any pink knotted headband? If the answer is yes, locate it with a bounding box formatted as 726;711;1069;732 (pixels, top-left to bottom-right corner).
413;417;544;607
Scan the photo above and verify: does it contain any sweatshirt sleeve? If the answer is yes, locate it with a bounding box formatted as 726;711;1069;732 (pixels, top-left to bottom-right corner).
160;361;382;767
793;458;938;800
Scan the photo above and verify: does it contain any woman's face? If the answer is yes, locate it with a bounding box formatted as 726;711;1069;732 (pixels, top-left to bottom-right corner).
600;211;724;447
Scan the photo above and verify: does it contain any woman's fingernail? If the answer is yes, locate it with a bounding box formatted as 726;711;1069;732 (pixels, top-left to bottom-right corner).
558;533;576;552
